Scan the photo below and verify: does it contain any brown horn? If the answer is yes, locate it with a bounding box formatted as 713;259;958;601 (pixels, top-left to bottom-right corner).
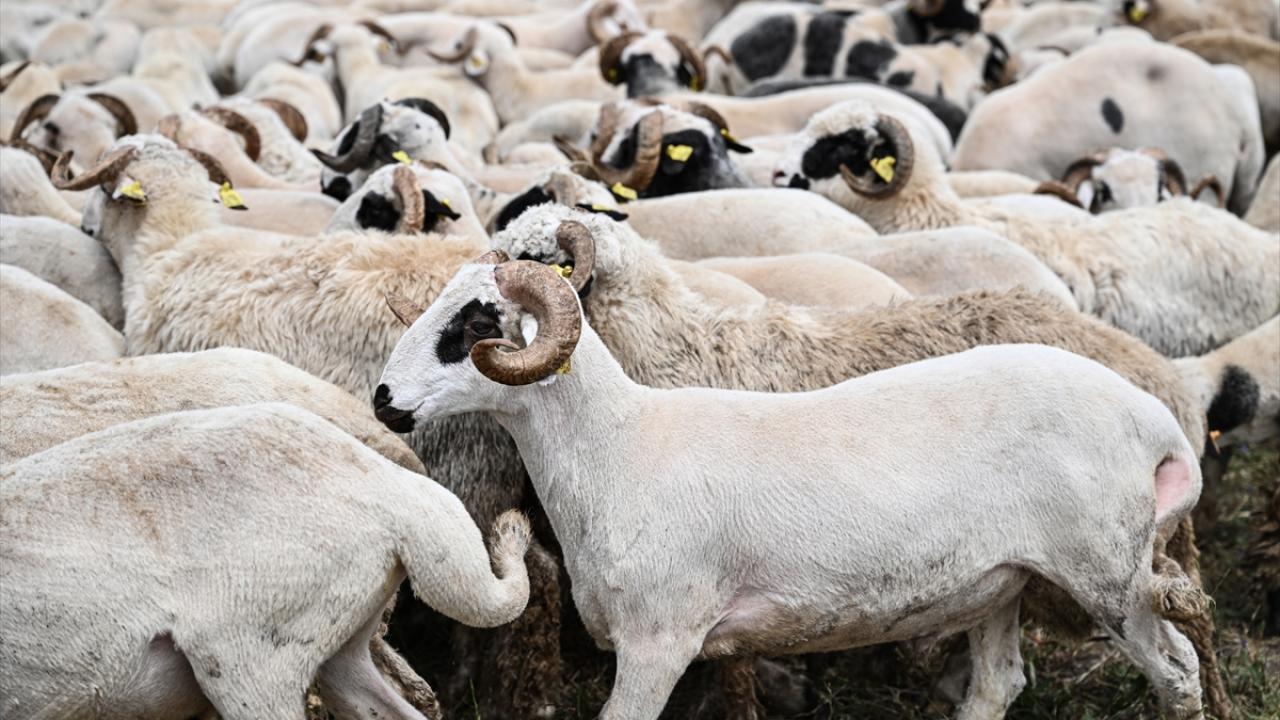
476;249;510;265
51;146;138;191
384;291;425;327
9;93;59;143
259;98;309;142
838;116;915;199
427;27;478;64
312;103;383;172
392;165;426;234
592;106;664;193
200;107;261;161
470;260;582;386
1190;175;1224;207
569;161;602;182
358;20;401;51
5;138;58;174
555;220;595;293
291;23;333;66
87;93;137;137
589;102;621;166
156;113;181;141
598;31;641;85
1140;148;1188;196
183;146;233;187
0;61;32;93
586;0;620;44
1060;150;1108;194
553;135;590;163
667;35;706;91
1033;180;1083;208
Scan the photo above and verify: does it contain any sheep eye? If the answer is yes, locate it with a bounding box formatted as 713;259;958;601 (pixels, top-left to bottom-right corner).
467;319;498;337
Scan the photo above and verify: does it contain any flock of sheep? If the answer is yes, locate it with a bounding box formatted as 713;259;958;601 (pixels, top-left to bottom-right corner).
0;0;1277;718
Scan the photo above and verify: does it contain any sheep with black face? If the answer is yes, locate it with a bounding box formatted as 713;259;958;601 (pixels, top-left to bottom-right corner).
597;30;705;98
327;162;482;242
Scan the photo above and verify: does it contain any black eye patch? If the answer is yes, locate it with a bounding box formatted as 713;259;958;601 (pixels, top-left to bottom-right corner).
323;175;353;201
658;129;709;176
800;130;875;180
356;192;399;231
436;299;502;364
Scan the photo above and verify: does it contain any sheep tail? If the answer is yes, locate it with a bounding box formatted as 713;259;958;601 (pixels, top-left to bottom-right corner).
1151;554;1211;623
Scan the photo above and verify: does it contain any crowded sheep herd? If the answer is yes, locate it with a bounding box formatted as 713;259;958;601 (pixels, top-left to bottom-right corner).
1;0;1279;717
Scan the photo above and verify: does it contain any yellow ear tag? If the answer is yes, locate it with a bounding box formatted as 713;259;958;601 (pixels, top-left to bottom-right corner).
719;127;739;144
607;68;619;81
1208;429;1221;454
611;182;638;201
120;180;146;202
218;182;247;210
665;144;693;162
556;358;571;375
440;197;451;208
1128;5;1147;22
550;263;573;279
690;77;701;91
392;150;412;165
590;203;609;212
870;156;896;183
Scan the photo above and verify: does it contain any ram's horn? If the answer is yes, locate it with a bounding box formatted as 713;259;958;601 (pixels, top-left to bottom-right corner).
427;27;478;63
9;93;59;143
555;220;595;293
1060;150;1109;193
591;107;664;193
88;93;137;136
392;165;425;233
183;146;234;187
667;34;706;91
598;31;641;84
1189;175;1225;207
358;20;401;51
1033;180;1083;208
259;98;309;142
51;146;139;190
470;260;582;385
200;107;261;161
838;116;915;198
0;60;32;92
1140;148;1188;196
312;103;383;172
291;23;333;66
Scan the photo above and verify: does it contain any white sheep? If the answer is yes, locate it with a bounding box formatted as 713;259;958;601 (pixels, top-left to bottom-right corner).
0;146;80;226
775;100;1280;357
240;60;344;143
375;252;1207;720
1033;147;1225;213
0;402;531;720
0;60;60;140
0;213;122;328
695;253;910;310
0;263;123;375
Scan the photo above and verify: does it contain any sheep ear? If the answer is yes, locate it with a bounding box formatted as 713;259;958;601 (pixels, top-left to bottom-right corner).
111;177;147;203
384;291;425;327
423;190;461;220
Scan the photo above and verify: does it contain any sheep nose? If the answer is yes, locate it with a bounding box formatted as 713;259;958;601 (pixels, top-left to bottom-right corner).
771;170;787;186
787;175;811;190
372;384;415;433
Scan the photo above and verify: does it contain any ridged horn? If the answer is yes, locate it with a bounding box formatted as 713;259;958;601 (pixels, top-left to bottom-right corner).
470;260;582;386
259;98;309;142
200;107;261;161
427;27;478;63
392;165;425;234
838;116;915;199
312;103;383;172
87;93;137;136
51;146;138;191
555;220;595;293
9;93;59;143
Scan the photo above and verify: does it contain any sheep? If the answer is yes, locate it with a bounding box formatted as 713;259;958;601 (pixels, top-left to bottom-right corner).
0;214;122;328
0;60;60;140
156;107;305;190
0;402;531;720
481;163;621;231
596;30;707;98
619;188;1077;306
1108;0;1280;41
695;253;911;310
952;39;1266;213
28;16;141;85
946;169;1039;198
374;250;1208;720
216;97;323;184
96;0;241;30
1246;153;1279;233
0;3;71;63
57;134;567;719
1034;147;1225;213
223;4;373;90
422;21;622;125
0;263;123;375
239;63;342;146
132;27;222;110
775;100;1280;357
0;146;81;226
487;205;1228;715
1175;315;1280;451
326;162;487;242
1171;29;1280;156
9;83;168;172
993;2;1108;53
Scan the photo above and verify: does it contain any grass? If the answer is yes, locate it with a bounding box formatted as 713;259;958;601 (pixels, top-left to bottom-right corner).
547;442;1280;719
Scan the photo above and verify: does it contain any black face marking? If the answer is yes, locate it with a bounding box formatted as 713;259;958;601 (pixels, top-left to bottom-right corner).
622;54;671;98
845;39;897;80
575;203;629;221
886;70;915;87
372;383;414;433
322;175;353;201
435;299;502;364
1088;181;1112;213
648;129;717;197
1207;365;1260;433
1101;98;1124;133
423;189;461;220
803;12;849;77
788;174;810;190
981;34;1010;88
494;187;554;232
731;16;797;82
910;0;981;35
801;130;875;180
355;192;399;231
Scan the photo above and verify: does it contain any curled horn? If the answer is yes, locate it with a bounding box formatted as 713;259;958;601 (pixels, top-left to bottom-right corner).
88;93;137;137
156;113;181;141
182;146;233;187
555;220;595;293
259;98;309;142
200;107;261;161
569;161;602;182
703;45;732;65
667;34;706;91
0;61;32;92
312;103;383;172
838;116;915;199
292;23;333;66
384;291;425;327
51;146;138;191
685;101;751;152
495;22;518;44
1189;175;1225;207
591;105;664;192
9;93;59;143
428;27;478;63
1060;150;1109;193
1033;180;1083;208
1140;148;1187;196
396;98;451;139
598;31;641;85
470;260;583;386
586;0;620;44
553;135;590;163
358;20;401;51
392;165;426;234
3;138;58;174
909;0;947;17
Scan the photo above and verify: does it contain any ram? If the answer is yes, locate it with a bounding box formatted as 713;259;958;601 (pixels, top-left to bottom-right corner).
0;402;530;720
55;134;566;719
777;101;1279;357
326;162;486;243
0;60;60;140
1035;147;1223;212
0;263;123;375
953;38;1266;213
375;250;1207;720
240;60;343;142
485;205;1227;716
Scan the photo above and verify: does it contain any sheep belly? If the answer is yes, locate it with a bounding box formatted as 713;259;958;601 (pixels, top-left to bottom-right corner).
699;565;1027;658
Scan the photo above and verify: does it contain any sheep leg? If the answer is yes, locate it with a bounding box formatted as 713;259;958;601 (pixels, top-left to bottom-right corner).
601;635;702;720
317;605;440;720
955;597;1025;720
1105;607;1204;719
186;643;308;720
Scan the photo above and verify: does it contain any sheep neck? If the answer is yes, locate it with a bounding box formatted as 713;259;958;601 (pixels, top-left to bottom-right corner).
480;53;533;122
